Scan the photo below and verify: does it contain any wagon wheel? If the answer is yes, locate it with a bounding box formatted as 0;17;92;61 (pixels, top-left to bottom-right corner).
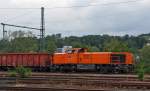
50;65;57;72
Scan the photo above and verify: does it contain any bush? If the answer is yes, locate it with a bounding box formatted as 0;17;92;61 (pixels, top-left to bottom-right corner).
8;66;32;78
138;70;145;81
135;61;145;81
16;66;32;78
8;70;17;77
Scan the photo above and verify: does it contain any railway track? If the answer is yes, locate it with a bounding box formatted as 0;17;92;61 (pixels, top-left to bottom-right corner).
0;78;150;89
0;72;150;78
1;72;150;82
0;85;110;91
0;72;150;90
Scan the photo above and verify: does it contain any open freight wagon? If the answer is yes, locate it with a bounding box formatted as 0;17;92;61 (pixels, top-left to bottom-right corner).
0;53;51;71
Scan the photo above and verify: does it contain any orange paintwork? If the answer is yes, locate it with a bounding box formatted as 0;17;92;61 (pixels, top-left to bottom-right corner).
125;52;134;64
53;53;78;64
91;52;111;64
52;52;134;65
79;53;92;64
52;53;66;64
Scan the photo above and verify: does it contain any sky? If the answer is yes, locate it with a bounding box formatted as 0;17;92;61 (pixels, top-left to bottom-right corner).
0;0;150;38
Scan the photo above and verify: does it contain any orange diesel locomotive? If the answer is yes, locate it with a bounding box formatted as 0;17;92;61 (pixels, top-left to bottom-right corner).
52;48;134;73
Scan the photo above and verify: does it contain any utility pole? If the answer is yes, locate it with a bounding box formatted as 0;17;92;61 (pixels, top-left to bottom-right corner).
40;7;45;52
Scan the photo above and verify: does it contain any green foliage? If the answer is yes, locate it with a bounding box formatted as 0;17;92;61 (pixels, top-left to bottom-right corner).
16;66;32;78
0;39;11;52
0;31;148;53
88;46;99;52
8;70;17;77
138;70;145;81
8;66;32;78
135;61;145;81
10;37;38;52
140;45;150;63
136;45;150;80
103;38;130;52
46;40;57;53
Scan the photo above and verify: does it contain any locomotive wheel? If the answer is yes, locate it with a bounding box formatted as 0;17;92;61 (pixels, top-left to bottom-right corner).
59;65;63;72
95;65;99;71
114;69;120;74
113;66;121;74
99;67;108;74
71;65;77;72
122;67;129;73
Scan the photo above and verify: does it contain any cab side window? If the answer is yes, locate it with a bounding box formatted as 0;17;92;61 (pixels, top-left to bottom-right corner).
111;54;126;63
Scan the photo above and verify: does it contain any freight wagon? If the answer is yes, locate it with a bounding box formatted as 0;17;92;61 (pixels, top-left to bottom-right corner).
0;53;51;71
0;48;134;73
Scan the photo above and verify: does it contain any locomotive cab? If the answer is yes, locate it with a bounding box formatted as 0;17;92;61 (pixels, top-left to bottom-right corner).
111;54;126;64
71;48;88;53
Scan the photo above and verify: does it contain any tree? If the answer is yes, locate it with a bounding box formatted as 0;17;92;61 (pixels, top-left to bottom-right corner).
136;45;150;80
88;46;99;52
103;38;130;52
140;45;150;63
10;30;25;38
0;32;149;54
10;37;38;52
25;31;35;37
0;39;11;52
139;45;150;73
46;40;57;53
71;41;84;48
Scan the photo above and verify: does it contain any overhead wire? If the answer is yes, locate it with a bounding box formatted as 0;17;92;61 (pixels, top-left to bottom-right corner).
3;10;38;23
0;0;142;10
0;0;143;25
46;0;142;9
43;0;142;25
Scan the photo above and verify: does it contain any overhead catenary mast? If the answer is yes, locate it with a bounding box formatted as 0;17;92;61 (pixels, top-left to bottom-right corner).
40;7;45;52
1;7;45;52
1;23;7;39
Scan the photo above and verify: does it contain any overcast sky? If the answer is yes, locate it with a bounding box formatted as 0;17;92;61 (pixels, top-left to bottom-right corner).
0;0;150;37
